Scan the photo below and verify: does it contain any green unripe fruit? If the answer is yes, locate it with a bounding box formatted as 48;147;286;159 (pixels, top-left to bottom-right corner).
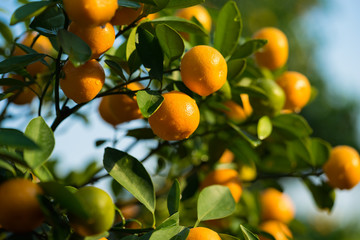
70;186;115;236
249;78;285;117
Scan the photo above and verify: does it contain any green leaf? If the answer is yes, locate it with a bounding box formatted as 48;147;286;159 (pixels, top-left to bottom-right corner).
227;59;246;82
158;212;179;229
232;85;268;99
118;0;142;8
0;128;38;149
0;149;26;167
167;179;180;215
232;39;268;59
64;161;102;187
148;226;188;240
143;0;169;13
57;29;91;66
104;59;126;80
33;165;54;182
16;43;49;66
214;1;242;58
304;178;335;211
136;90;164;118
257;116;272;140
29;5;65;37
126;26;138;60
39;181;89;219
228;122;261;148
156;24;184;62
309;138;331;167
10;1;51;25
219;234;241;240
272;114;313;139
0;21;13;44
197;185;236;223
286;139;312;166
103;147;156;214
126;128;156;139
149;16;208;36
166;0;204;8
240;225;259;240
0;160;16;176
0;54;47;74
24;117;55;169
136;27;164;80
228;138;260;165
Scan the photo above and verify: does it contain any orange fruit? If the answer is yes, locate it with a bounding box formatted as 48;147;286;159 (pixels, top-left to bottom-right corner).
260;188;295;224
68;22;115;59
176;5;212;33
111;4;143;26
103;82;144;125
253;27;288;70
323;145;360;189
201;169;242;203
63;0;118;27
143;13;159;21
60;59;105;104
3;74;39;105
98;95;120;127
148;91;200;141
12;32;53;76
276;71;311;112
0;178;44;233
70;186;115;236
259;220;292;240
181;45;227;96
187;227;221;240
222;94;253;122
218;149;235;164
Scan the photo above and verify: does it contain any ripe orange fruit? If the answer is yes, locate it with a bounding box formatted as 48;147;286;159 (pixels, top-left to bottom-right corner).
176;5;212;33
260;188;295;224
259;220;292;240
98;96;120;127
222;94;253;123
0;178;44;232
68;22;115;59
12;32;53;76
276;71;311;112
60;59;105;103
187;227;221;240
63;0;118;27
70;186;115;236
253;27;288;70
218;149;235;164
201;169;242;203
181;45;227;96
3;74;39;105
111;4;143;26
148;91;200;141
323;145;360;189
104;82;144;125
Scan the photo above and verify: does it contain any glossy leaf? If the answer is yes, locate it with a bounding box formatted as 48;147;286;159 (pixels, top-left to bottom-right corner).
0;54;47;74
257;116;272;140
158;212;179;229
33;165;54;182
30;5;65;37
137;90;164;118
127;128;156;139
228;122;261;147
166;0;204;9
103;147;156;214
149;225;189;240
24;117;55;169
214;1;242;58
57;29;91;66
10;1;51;25
156;24;184;62
197;185;236;222
227;59;247;81
240;225;259;240
0;128;38;149
39;181;89;219
272;114;313;139
118;0;142;8
232;39;268;59
167;179;181;215
149;17;207;36
136;27;164;80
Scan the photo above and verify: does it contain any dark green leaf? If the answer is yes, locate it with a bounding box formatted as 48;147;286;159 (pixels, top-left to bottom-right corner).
304;178;335;211
24;117;55;169
127;128;156;139
228;122;261;147
156;24;184;62
219;234;241;240
309;138;331;167
103;147;156;213
136;90;164;118
118;0;142;8
181;172;199;201
197;185;236;222
0;54;47;74
232;85;268;99
257;116;272;140
227;59;246;81
228;138;260;165
143;0;169;13
272;114;313;139
149;16;208;36
39;181;89;219
16;43;49;66
166;0;204;8
57;29;91;66
136;27;164;80
105;59;126;80
0;149;26;167
286;139;312;166
232;39;267;59
240;225;259;240
218;80;232;100
10;1;51;25
0;128;38;150
167;179;180;215
126;26;138;60
214;1;242;58
0;160;16;176
30;5;65;37
0;21;13;44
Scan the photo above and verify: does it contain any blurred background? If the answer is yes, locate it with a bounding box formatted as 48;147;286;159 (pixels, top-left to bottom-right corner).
1;0;360;239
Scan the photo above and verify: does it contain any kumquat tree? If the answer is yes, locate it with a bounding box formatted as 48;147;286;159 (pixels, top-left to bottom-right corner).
0;0;359;240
